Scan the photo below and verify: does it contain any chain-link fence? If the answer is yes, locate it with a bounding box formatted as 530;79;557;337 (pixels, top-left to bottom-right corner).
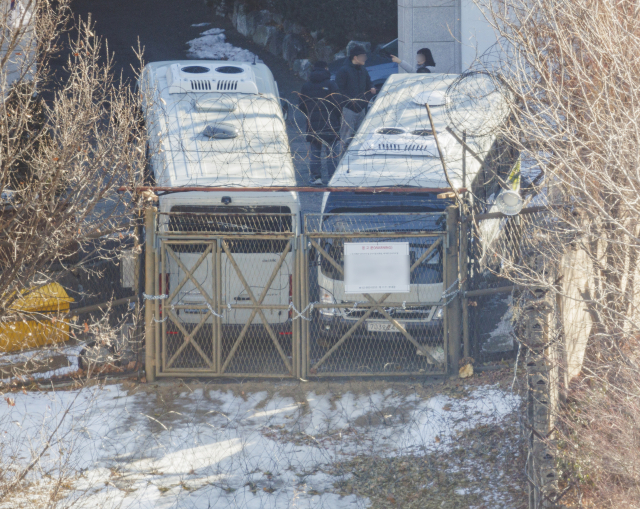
152;211;298;377
302;212;450;377
464;203;574;509
462;207;558;370
65;227;144;375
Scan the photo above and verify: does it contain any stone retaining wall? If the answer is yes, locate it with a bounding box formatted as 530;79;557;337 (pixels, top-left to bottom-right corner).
211;0;368;80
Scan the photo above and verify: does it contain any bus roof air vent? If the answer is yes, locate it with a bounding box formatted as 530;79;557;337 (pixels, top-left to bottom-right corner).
165;63;258;95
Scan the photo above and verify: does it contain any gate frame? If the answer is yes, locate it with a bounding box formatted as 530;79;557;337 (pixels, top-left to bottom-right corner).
148;210;299;378
144;206;464;379
299;207;460;378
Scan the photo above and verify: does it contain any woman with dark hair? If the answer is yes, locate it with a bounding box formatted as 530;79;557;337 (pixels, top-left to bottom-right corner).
390;48;436;73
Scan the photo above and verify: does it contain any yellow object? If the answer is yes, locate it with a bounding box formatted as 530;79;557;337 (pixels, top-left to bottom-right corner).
459;363;474;379
0;283;74;353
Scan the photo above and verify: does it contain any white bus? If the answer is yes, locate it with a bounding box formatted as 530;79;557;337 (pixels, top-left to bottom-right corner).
317;73;518;344
139;60;299;328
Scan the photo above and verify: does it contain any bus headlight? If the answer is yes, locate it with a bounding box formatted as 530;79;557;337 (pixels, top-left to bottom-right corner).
319;290;336;316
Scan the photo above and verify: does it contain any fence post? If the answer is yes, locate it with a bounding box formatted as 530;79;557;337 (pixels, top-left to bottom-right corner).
522;285;559;508
445;206;462;375
459;216;470;358
134;210;144;359
293;236;300;379
144;206;157;382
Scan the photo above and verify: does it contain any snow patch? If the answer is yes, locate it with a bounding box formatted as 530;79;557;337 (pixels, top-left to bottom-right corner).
0;385;518;508
186;28;261;63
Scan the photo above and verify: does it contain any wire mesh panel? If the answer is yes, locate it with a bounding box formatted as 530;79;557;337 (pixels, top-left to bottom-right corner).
158;239;217;373
218;237;295;376
154;212;297;377
464;207;559;367
302;213;449;377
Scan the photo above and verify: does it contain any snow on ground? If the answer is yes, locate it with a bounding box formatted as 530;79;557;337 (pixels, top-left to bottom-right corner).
186;28;261;63
0;342;84;383
0;381;519;508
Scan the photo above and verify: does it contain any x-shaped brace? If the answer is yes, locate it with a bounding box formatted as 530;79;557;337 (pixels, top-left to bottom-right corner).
310;237;444;370
164;244;216;369
220;240;293;374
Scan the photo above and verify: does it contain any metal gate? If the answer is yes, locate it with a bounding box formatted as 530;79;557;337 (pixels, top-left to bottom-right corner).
462;206;545;366
300;212;450;377
151;211;298;378
145;209;459;379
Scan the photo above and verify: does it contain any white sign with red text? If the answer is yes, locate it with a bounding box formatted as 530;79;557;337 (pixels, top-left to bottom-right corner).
344;242;410;294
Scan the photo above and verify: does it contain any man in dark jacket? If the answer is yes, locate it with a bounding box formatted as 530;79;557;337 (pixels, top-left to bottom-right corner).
335;44;376;154
298;61;342;185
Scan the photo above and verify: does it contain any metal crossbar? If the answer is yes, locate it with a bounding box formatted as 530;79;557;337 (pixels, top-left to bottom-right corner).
309;238;443;369
220;240;293;375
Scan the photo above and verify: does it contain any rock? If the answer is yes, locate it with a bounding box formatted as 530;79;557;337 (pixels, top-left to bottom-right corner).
236;9;250;36
253;25;276;47
231;1;243;28
213;0;230;17
267;29;284;56
283;20;306;35
293;59;312;80
282;33;307;63
291;23;306;35
314;38;335;63
459;363;474;378
346;40;371;57
237;8;271;37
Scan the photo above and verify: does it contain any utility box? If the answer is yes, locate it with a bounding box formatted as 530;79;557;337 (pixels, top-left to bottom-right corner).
0;283;74;352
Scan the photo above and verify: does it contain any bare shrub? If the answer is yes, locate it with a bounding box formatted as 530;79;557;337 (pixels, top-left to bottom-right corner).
0;0;145;366
0;1;146;503
472;0;640;505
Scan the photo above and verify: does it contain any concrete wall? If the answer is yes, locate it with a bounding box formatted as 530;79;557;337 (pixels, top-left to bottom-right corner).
460;0;497;70
398;0;461;74
398;0;498;74
559;247;594;383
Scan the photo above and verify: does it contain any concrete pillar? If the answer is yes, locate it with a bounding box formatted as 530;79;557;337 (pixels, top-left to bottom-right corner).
398;0;498;74
398;0;462;74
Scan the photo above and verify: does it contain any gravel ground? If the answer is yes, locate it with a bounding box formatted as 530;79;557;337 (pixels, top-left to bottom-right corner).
329;415;526;509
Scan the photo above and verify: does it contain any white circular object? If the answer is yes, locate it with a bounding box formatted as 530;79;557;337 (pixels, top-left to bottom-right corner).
495;190;524;216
